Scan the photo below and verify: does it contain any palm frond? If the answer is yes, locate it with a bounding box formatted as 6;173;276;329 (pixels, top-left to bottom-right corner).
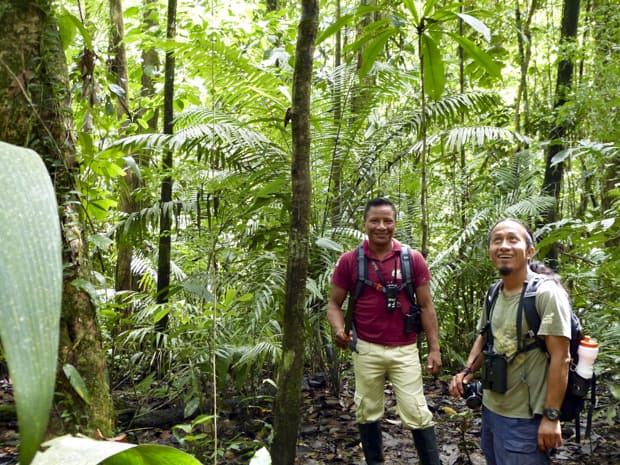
110;111;287;173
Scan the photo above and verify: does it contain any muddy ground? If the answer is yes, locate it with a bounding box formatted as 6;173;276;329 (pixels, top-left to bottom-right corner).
1;373;618;464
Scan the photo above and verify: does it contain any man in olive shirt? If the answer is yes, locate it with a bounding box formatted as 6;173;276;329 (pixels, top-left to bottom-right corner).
449;219;572;464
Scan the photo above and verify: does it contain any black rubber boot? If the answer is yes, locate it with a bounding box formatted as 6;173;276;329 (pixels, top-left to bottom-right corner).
358;421;384;464
412;426;440;465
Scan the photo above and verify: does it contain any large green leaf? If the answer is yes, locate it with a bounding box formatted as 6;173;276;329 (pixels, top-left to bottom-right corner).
102;444;204;465
316;5;383;45
29;435;203;465
402;0;420;23
422;34;445;101
0;142;62;465
359;27;397;78
447;32;501;78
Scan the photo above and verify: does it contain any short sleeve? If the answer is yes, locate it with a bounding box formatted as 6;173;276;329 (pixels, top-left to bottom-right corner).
535;280;572;339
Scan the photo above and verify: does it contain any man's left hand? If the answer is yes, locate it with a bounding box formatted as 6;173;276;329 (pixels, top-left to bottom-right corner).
538;417;562;452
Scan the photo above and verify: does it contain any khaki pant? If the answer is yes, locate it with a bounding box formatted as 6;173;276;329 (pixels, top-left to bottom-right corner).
352;339;434;428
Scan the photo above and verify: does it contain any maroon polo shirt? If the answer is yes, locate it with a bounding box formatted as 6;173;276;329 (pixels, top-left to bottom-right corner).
331;239;431;346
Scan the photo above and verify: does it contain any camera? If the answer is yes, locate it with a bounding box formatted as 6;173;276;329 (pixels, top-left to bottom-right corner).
404;303;421;334
462;380;483;409
384;283;401;311
481;352;508;393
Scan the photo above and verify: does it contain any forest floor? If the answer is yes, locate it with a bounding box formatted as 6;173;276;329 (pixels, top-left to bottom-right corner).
283;373;620;465
1;371;619;465
127;369;618;465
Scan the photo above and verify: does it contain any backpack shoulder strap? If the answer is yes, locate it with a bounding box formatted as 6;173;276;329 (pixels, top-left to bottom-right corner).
481;280;502;347
353;244;367;300
400;245;417;304
485;281;502;321
522;276;548;352
345;245;367;335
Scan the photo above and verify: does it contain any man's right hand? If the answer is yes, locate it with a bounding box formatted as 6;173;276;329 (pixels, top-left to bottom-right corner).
334;329;353;349
448;371;471;398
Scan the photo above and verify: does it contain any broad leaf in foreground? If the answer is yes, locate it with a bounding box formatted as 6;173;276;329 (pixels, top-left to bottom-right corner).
0;142;63;465
30;436;203;465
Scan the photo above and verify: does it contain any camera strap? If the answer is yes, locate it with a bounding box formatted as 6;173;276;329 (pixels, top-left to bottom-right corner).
368;256;398;290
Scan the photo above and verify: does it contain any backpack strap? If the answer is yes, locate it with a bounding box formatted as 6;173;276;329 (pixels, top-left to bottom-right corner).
400;245;417;305
344;245;366;336
482;281;503;349
584;371;596;440
345;244;416;337
483;278;541;356
354;243;416;301
353;245;368;299
485;281;502;321
521;276;547;353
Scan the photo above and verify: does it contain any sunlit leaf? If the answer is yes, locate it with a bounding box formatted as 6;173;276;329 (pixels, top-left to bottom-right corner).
249;446;271;465
109;83;126;97
455;12;491;42
58;8;93;50
402;0;420;23
316;5;383;45
63;364;91;405
315;237;344;252
184;397;200;418
123;156;143;182
29;435;203;465
423;0;441;17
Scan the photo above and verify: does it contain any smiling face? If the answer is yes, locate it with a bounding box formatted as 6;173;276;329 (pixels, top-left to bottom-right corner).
363;204;396;251
488;220;535;276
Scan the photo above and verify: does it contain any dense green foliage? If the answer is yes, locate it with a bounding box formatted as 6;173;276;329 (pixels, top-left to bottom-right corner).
13;0;618;460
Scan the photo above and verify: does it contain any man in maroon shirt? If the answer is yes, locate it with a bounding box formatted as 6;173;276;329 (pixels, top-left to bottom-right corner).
327;198;442;465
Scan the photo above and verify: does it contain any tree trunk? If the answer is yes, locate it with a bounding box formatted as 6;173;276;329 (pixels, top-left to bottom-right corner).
155;0;177;332
417;24;429;257
592;0;620;247
266;0;279;12
514;0;538;133
108;0;129;119
114;0;160;296
270;1;318;464
0;0;113;435
140;0;161;132
108;0;140;295
538;0;580;267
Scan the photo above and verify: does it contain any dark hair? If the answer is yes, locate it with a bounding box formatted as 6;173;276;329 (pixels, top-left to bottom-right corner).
488;218;535;248
363;198;397;220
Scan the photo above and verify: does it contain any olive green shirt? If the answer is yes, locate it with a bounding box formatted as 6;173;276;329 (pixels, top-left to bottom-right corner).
477;274;572;419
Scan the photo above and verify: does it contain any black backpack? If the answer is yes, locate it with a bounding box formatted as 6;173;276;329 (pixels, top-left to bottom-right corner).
352;244;416;302
344;244;421;334
485;275;596;442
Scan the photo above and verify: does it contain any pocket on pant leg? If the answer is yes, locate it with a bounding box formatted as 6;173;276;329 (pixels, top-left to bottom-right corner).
503;418;539;454
504;437;538;454
354;391;384;423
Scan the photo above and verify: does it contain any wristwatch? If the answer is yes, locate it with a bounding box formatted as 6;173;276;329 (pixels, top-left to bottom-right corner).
543;408;561;421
